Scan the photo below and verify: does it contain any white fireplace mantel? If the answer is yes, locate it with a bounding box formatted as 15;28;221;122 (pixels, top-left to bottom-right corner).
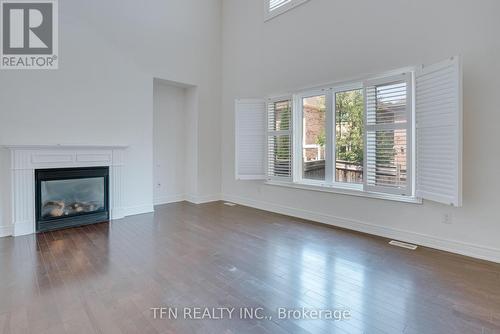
3;144;128;236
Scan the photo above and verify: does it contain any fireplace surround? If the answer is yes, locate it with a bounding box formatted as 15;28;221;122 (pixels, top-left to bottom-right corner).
3;145;129;236
35;167;110;232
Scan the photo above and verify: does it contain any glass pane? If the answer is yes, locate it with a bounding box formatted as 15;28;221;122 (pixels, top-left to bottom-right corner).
335;89;364;184
41;177;105;219
302;95;326;181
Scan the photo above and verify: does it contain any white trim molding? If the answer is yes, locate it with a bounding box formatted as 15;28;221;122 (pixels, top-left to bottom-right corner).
3;144;129;237
0;225;13;238
222;193;500;264
265;180;422;204
154;194;186;206
123;204;155;217
185;194;222;205
154;194;222;206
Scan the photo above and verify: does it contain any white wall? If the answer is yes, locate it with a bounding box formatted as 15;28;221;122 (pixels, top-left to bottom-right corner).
0;0;222;232
221;0;500;262
153;80;189;204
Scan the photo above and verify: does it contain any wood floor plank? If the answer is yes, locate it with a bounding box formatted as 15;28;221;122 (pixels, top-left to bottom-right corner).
1;201;499;333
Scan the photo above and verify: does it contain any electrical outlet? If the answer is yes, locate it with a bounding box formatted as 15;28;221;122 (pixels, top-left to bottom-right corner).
442;213;452;225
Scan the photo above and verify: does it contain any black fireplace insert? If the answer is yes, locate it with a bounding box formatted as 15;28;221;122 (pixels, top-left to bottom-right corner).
35;167;109;232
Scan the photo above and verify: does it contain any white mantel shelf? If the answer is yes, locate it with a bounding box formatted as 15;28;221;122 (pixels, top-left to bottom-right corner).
3;145;129;237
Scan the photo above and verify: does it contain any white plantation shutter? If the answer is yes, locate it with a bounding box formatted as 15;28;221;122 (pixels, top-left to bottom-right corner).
267;97;293;180
416;56;463;207
235;99;266;180
364;73;413;195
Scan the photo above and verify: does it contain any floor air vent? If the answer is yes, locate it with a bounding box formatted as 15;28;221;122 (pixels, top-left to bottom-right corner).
389;240;418;250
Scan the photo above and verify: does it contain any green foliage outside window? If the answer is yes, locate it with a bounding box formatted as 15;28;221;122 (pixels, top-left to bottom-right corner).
335;90;364;165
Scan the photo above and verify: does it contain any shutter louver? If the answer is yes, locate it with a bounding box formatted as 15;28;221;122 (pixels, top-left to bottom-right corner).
364;73;412;195
267;98;293;180
235;99;266;180
416;56;463;207
269;0;291;11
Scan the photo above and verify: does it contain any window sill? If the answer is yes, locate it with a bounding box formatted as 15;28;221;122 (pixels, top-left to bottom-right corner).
265;180;423;204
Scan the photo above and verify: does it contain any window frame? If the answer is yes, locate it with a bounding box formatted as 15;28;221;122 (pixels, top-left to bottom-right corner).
264;0;311;21
294;88;331;186
332;82;365;190
363;73;414;196
266;96;294;182
268;70;417;202
294;83;368;191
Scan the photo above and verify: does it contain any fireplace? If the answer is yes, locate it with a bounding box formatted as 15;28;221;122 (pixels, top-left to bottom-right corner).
35;167;110;232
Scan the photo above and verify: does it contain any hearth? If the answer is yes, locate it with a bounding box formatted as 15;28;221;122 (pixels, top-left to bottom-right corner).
35;167;109;232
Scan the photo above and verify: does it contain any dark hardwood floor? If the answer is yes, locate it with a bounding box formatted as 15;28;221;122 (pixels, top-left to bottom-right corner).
0;201;499;334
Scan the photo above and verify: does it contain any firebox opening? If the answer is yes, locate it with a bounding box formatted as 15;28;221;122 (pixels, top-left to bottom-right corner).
35;167;110;232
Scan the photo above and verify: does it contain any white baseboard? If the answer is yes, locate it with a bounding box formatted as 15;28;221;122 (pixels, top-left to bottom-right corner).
110;207;126;220
154;193;221;206
0;225;13;237
121;204;155;218
154;194;185;206
13;220;34;237
185;193;221;205
223;194;500;264
0;204;155;238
